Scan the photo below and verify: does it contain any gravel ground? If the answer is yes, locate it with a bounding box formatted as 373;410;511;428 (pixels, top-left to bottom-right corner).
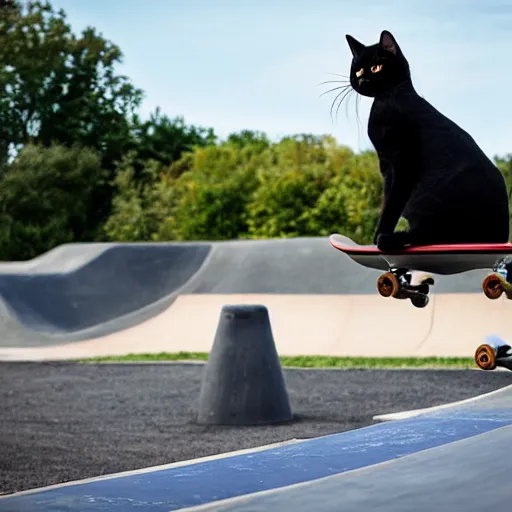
1;362;511;495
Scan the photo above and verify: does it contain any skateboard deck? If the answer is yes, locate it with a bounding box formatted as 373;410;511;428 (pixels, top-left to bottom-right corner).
329;233;512;274
329;233;512;307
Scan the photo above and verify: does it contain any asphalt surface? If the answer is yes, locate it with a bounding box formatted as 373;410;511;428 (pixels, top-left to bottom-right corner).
1;362;511;496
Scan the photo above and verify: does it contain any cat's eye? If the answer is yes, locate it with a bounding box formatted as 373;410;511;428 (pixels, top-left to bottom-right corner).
355;68;364;78
371;64;383;73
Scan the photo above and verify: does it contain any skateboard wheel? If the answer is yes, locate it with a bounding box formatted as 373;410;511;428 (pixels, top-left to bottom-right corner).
482;274;504;299
411;294;429;308
474;343;497;371
377;272;399;298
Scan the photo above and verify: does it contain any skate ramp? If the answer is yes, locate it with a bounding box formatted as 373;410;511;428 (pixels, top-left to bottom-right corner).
0;236;385;349
170;236;491;296
175;425;512;512
0;235;509;359
165;383;512;512
182;237;373;294
0;243;211;346
3;382;512;511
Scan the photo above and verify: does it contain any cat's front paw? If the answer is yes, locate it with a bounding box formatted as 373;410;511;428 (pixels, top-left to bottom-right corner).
376;232;409;251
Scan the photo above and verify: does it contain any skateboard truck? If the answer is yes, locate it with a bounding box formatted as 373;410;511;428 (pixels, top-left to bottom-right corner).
329;233;512;305
475;335;512;371
376;268;434;308
482;257;512;300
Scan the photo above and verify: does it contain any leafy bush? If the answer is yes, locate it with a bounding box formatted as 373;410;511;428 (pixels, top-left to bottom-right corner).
0;143;105;260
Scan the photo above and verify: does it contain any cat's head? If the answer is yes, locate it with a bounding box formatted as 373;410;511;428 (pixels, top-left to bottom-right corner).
345;30;410;98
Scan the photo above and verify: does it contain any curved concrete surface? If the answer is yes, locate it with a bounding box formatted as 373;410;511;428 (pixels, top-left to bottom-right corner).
372;382;512;421
2;382;512;511
176;383;512;511
0;237;360;348
0;243;211;346
0;235;510;359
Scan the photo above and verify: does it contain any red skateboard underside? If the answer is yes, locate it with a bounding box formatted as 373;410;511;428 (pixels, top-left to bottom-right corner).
329;233;512;274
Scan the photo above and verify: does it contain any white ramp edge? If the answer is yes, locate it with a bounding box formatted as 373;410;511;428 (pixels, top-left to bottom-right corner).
372;383;512;422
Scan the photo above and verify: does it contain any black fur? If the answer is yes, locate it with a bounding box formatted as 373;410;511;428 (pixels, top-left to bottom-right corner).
345;30;510;250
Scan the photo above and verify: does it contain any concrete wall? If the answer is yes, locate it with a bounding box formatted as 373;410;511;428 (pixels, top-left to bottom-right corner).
3;291;512;361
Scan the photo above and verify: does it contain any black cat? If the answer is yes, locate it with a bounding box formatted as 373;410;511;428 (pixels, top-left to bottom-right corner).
345;30;510;250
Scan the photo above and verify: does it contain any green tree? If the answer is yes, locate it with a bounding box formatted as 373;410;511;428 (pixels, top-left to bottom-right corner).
225;130;270;152
0;0;143;237
163;166;256;241
155;142;265;241
0;143;105;260
246;135;358;238
104;131;386;244
102;152;176;242
130;108;217;177
247;166;328;238
104;139;269;242
308;151;382;243
0;1;142;164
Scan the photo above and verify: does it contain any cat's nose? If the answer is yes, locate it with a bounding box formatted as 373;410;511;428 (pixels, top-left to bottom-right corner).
358;77;368;85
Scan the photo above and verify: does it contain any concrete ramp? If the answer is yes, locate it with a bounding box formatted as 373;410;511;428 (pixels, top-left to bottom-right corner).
183;237;373;294
1;236;511;360
0;243;211;346
3;382;512;511
0;237;375;350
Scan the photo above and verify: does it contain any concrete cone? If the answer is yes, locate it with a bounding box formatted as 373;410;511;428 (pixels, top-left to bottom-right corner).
197;304;293;425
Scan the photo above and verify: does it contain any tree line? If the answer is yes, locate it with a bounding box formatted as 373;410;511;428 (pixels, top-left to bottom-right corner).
1;1;511;260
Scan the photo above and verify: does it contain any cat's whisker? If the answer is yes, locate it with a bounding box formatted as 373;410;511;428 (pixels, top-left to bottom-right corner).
355;93;363;146
336;89;352;122
317;80;350;86
355;93;361;130
329;88;349;123
333;88;353;123
330;89;348;123
318;84;350;99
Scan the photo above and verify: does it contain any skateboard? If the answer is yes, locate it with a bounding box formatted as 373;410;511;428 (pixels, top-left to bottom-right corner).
329;233;512;308
475;335;512;371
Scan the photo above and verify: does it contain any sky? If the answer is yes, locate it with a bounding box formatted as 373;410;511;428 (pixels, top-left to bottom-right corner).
48;0;512;158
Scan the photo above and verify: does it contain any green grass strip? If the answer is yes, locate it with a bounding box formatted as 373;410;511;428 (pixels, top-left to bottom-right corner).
78;352;477;369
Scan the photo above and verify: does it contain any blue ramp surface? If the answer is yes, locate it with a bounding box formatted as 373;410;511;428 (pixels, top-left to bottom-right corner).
2;385;512;511
196;424;512;512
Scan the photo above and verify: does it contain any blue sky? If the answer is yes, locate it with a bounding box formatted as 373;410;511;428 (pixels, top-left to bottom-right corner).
49;0;512;158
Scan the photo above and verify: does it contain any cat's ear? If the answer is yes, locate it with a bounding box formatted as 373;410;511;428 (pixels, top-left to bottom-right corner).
345;34;365;58
379;30;399;55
